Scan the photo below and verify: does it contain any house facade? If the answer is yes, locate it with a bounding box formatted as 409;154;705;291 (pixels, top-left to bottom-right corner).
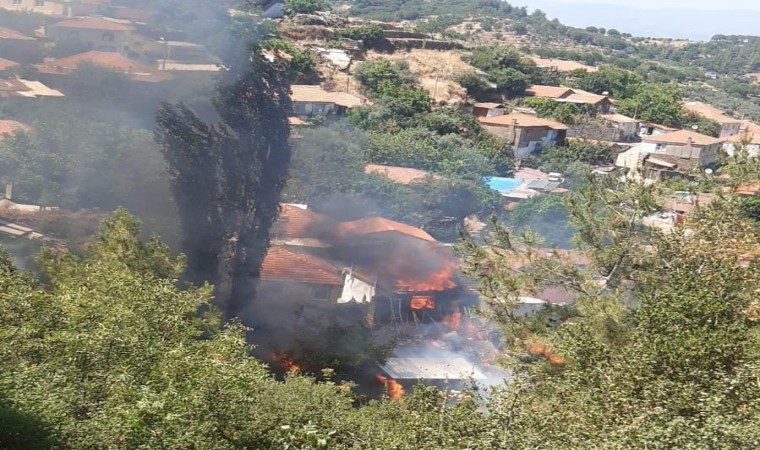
722;121;760;157
600;113;640;141
479;113;568;158
640;130;724;169
291;84;365;117
471;102;505;118
2;0;68;16
616;129;725;181
257;246;344;304
683;101;741;138
49;17;133;53
526;84;612;114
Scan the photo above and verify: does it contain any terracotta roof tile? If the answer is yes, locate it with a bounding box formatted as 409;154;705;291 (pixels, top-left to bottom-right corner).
0;57;19;71
0;120;30;136
364;164;437;185
260;246;343;285
36;51;173;82
0;26;34;40
290;85;366;108
600;113;639;124
525;84;574;99
273;204;337;240
726;122;760;144
339;217;435;242
683;101;740;124
556;92;610;106
54;17;134;32
479;112;569;130
737;182;760;196
642;129;724;147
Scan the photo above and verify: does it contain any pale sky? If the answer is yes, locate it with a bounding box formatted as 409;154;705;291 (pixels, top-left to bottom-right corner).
542;0;760;10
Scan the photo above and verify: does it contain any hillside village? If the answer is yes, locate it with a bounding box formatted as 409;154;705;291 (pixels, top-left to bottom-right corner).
0;0;758;361
0;1;760;448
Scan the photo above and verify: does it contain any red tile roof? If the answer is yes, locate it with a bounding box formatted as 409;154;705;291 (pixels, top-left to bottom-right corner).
600;113;639;124
54;17;134;32
0;26;34;41
642;129;724;147
364;164;436;185
0;57;19;71
0;120;30;136
339;217;435;242
260;246;343;285
526;85;574;99
556;92;610;106
274;204;336;239
737;182;760;197
36;51;173;82
479;112;569;130
288;116;307;126
683;101;740;124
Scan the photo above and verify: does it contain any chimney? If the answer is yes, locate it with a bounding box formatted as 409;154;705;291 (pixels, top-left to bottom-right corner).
4;182;12;200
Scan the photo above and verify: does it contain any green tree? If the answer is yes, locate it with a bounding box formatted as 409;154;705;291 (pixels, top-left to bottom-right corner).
261;38;318;83
523;97;581;124
334;25;385;48
541;139;616;167
155;21;291;317
618;83;685;127
285;0;329;15
491;67;530;97
455;70;491;100
0;211;368;449
459;175;760;447
572;66;643;99
354;59;416;95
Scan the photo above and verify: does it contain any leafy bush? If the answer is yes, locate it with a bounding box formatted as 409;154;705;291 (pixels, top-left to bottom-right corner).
334;25;385;48
285;0;329;15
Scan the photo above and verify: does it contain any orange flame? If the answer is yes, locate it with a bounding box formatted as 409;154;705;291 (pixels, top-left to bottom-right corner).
376;374;405;400
442;310;462;332
273;352;302;372
527;344;565;366
410;296;436;310
395;265;457;292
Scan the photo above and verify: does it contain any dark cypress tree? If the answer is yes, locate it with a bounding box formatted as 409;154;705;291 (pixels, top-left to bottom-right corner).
155;14;291;317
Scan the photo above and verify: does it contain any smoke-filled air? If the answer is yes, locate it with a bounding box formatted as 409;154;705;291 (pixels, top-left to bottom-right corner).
1;0;760;448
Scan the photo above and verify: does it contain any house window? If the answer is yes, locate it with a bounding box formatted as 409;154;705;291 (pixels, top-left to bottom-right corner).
655;144;666;153
102;32;115;42
11;0;21;5
312;286;331;301
293;102;307;115
35;0;44;6
313;104;326;115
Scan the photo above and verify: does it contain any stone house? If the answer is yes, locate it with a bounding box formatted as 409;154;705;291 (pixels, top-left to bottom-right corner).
478;113;568;158
48;17;133;54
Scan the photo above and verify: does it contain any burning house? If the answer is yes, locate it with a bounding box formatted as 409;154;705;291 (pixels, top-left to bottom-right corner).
258;206;510;390
334;217;464;326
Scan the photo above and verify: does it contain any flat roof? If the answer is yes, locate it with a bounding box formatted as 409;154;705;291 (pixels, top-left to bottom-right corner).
380;346;487;380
